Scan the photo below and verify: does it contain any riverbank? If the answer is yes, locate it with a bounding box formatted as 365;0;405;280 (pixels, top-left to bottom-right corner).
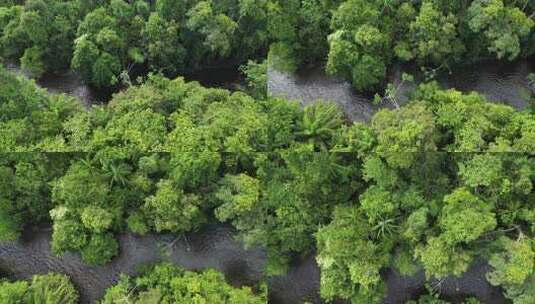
3;61;246;108
268;59;534;122
0;224;509;304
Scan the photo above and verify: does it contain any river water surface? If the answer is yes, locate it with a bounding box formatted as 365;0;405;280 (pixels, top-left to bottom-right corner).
1;59;528;303
3;62;244;107
268;59;534;121
0;225;508;304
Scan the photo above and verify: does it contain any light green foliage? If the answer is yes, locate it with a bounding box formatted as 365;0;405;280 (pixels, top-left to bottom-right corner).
81;206;114;233
0;280;28;303
487;236;535;303
415;235;474;278
331;122;376;155
359;185;396;224
316;206;387;303
458;154;504;188
402;207;430;244
412;82;523;151
0;66;82;150
415;188;496;278
240;60;267;99
314;82;535;298
101;263;265;303
215;174;261;222
1;56;535;304
26;273;79;304
297;102;344;150
371;103;436;168
501;274;535;304
488;236;534;285
126;211;149;235
144;179;205;233
51;162;109;208
439;188;496;245
71;34;100;82
0;273;78;304
49;160;123;264
214;150;360;274
50;208;88;255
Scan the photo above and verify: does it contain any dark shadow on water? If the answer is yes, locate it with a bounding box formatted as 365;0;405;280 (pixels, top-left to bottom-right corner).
3;62;246;108
185;65;244;91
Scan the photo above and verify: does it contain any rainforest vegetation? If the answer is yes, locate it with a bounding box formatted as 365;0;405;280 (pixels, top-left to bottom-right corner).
0;273;79;303
0;0;266;87
0;0;534;304
101;263;266;303
1;62;534;302
0;265;265;303
269;0;535;90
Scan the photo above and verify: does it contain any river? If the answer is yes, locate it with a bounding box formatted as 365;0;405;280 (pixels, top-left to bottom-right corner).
0;223;509;304
268;59;535;122
3;62;244;107
1;59;527;303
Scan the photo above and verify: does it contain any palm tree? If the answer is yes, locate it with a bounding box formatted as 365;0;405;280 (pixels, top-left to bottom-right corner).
104;162;131;187
372;215;399;239
297;102;344;150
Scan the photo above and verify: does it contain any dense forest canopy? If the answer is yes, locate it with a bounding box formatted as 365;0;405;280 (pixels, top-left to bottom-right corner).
1;60;534;302
0;0;267;87
268;0;535;90
0;0;534;303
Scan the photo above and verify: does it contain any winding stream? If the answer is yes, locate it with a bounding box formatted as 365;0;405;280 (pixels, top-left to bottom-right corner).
0;224;267;303
1;60;530;303
3;62;243;107
0;225;508;304
268;59;535;121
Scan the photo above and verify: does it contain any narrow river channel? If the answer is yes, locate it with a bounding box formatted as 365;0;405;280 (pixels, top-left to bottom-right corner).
2;59;530;303
268;59;535;121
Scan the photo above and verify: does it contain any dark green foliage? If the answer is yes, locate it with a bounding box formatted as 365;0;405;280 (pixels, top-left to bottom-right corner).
269;0;534;90
240;60;267;99
0;0;267;87
0;0;81;77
